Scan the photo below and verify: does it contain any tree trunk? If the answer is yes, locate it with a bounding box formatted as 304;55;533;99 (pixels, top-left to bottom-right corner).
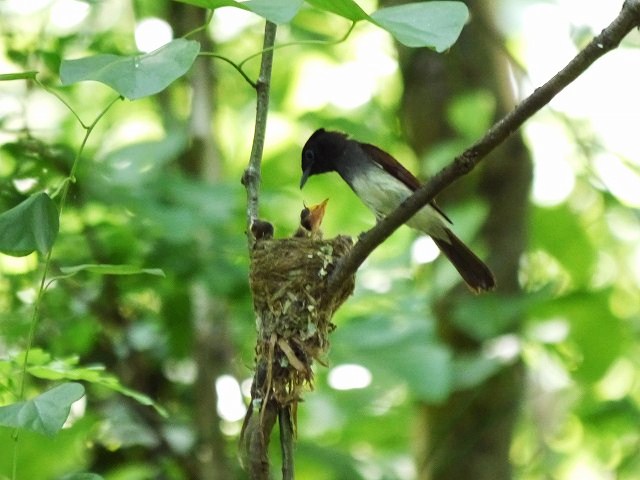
171;4;234;479
394;1;532;478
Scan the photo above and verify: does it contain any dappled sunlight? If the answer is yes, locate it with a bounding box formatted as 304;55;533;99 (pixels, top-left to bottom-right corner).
0;252;38;274
0;0;52;15
135;17;174;53
484;334;521;362
529;318;570;344
292;27;397;111
327;363;372;390
49;0;89;34
163;358;197;385
25;90;68;138
515;2;640;216
210;7;261;42
564;456;613;480
410;235;439;264
526;120;576;206
97;116;168;156
216;374;247;423
291;57;378;110
594;153;640;208
596;358;635;401
358;267;404;294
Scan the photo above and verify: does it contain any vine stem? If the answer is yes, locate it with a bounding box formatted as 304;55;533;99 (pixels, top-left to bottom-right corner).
237;21;357;70
11;89;122;480
199;20;356;90
198;52;257;88
183;9;214;39
17;92;121;398
327;0;640;294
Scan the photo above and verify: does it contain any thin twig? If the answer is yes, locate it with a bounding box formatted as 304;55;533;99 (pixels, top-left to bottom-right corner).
242;21;278;246
238;21;357;70
327;0;640;294
183;9;214;39
198;52;257;88
199;21;356;90
16;92;123;400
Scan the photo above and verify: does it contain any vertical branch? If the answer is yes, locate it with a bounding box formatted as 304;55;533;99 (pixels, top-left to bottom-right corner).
239;19;280;479
279;406;295;480
243;21;278;245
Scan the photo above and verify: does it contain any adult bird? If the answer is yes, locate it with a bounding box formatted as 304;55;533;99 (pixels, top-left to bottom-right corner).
299;128;495;293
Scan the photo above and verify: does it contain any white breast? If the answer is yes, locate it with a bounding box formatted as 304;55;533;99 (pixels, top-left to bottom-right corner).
349;166;447;236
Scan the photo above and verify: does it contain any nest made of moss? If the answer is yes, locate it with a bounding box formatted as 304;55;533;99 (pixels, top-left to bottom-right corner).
249;235;354;406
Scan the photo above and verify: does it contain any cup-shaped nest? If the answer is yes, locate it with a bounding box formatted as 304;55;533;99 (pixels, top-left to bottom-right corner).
249;235;354;405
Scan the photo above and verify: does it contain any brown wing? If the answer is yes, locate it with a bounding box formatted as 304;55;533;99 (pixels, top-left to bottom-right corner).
360;142;421;190
359;142;452;224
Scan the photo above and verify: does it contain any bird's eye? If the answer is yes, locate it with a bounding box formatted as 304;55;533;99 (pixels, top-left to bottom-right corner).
304;149;315;162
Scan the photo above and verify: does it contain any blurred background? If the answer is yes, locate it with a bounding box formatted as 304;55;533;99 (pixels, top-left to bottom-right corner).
1;0;639;478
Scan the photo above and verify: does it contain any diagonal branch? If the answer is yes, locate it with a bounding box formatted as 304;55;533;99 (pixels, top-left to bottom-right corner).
327;0;640;294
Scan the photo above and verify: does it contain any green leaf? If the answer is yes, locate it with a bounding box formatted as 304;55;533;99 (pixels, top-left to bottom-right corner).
452;289;551;341
60;39;200;100
0;71;38;81
14;348;53;367
0;382;85;436
0;192;59;257
447;89;497;140
377;343;452;402
306;0;370;21
28;361;168;417
105;382;168;418
58;264;165;277
531;205;596;286
94;131;188;187
452;354;504;390
370;1;469;51
332;315;452;402
536;291;624;383
174;0;303;24
28;362;106;383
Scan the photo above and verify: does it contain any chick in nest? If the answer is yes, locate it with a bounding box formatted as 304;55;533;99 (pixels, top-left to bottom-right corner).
294;199;328;239
250;219;274;240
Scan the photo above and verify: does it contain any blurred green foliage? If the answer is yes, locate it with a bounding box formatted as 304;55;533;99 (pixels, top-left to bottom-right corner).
0;0;639;479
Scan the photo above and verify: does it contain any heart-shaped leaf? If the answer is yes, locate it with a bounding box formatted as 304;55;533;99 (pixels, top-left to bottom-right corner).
0;192;59;257
176;0;304;24
305;0;370;21
28;361;168;417
0;382;85;436
60;39;200;100
371;1;469;51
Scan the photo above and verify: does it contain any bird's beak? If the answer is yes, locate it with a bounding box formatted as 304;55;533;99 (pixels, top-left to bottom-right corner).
300;168;311;189
307;199;328;232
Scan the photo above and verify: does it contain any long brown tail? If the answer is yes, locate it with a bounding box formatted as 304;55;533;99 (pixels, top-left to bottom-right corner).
432;228;496;293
